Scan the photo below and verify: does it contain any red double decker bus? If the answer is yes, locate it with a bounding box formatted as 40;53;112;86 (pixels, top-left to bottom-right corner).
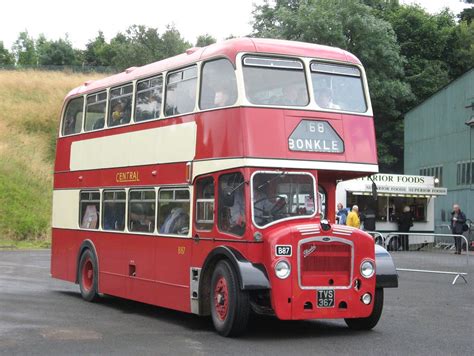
51;38;397;336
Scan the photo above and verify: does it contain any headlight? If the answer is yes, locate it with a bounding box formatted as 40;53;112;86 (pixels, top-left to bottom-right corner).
275;260;291;279
360;260;375;278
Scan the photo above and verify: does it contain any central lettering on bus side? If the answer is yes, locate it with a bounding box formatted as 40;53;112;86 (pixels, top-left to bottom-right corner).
116;171;140;183
288;120;344;153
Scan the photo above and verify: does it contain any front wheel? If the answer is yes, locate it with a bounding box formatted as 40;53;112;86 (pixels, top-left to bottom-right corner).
78;249;99;302
345;288;384;330
210;260;250;337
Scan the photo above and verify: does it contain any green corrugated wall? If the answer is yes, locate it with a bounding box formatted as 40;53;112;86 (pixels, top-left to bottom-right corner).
404;69;474;229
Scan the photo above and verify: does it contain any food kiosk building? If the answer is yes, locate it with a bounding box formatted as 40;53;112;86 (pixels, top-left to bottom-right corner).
336;174;447;232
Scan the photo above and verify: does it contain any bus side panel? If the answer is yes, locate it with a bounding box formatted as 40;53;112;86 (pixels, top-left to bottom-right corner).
94;233;192;313
51;228;83;282
195;109;246;159
152;237;193;312
52;230;193;313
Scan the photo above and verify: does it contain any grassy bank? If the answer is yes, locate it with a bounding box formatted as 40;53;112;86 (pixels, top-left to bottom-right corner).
0;70;104;248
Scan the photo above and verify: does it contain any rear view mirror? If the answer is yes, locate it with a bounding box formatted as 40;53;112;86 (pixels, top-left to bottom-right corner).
221;188;235;207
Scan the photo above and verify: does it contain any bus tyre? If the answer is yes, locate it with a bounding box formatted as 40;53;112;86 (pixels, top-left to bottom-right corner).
344;288;384;330
78;249;99;302
210;260;250;337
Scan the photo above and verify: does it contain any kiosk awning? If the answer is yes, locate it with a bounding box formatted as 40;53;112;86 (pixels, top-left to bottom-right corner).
349;186;447;198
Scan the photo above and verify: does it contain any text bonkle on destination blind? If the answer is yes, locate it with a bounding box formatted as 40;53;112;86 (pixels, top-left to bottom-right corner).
288;120;344;153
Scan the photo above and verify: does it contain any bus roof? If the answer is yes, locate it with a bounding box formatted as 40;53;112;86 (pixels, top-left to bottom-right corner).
67;38;361;99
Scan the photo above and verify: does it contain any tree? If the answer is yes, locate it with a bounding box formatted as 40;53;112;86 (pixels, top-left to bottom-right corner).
196;34;216;47
385;6;458;103
0;41;14;65
458;7;474;24
444;20;474;78
12;31;37;66
252;0;412;171
36;34;75;66
110;25;163;70
84;31;116;67
159;25;192;60
107;25;191;70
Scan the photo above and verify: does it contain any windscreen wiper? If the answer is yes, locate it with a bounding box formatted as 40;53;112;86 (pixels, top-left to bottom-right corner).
226;180;248;196
257;171;288;190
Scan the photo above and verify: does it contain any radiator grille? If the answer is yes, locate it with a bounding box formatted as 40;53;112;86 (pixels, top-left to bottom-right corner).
300;241;352;287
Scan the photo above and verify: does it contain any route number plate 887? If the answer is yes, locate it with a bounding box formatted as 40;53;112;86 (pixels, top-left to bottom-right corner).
317;289;335;308
275;245;292;257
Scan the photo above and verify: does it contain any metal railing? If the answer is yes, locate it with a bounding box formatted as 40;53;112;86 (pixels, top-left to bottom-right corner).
365;231;385;246
384;232;470;285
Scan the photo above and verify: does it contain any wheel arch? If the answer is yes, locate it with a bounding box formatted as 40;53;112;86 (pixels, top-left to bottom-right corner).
198;246;270;316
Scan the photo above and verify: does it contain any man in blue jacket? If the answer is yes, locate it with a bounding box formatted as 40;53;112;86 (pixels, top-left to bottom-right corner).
336;203;348;225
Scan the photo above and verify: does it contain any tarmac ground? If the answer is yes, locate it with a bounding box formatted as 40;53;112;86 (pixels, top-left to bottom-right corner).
0;249;472;355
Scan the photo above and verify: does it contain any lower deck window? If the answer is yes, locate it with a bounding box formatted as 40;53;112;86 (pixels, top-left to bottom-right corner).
79;191;100;229
196;177;215;231
102;190;126;231
158;188;190;235
218;173;246;236
129;189;156;233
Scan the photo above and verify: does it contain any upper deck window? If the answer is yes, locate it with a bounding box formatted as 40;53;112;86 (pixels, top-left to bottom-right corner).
135;75;162;122
108;84;133;127
165;66;197;117
311;62;367;113
243;56;309;107
62;97;84;136
84;91;107;131
200;59;238;110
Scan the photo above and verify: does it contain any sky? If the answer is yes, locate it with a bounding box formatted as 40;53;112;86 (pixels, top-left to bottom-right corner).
1;0;471;50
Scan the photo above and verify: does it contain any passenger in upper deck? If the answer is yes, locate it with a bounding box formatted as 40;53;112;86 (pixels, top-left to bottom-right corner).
63;111;77;135
109;101;131;127
315;87;341;110
280;84;308;106
214;88;232;107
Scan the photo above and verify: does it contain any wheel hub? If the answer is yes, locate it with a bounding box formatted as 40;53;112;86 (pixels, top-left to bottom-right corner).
214;277;229;321
81;257;94;292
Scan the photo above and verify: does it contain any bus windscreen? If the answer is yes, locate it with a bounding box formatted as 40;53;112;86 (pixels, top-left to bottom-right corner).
252;172;315;227
311;62;367;113
243;56;309;107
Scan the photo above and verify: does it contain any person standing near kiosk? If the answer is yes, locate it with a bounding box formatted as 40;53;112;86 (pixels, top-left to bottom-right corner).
450;204;467;254
346;205;361;228
397;206;413;251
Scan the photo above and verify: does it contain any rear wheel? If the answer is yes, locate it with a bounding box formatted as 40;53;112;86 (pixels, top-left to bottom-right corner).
210;260;250;337
78;249;99;302
345;288;384;330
